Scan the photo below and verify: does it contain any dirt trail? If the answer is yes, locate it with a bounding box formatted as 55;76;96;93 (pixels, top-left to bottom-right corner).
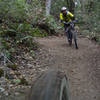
37;36;100;100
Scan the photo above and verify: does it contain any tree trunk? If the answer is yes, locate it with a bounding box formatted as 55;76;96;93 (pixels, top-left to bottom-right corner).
26;0;32;4
46;0;52;16
69;0;75;14
66;0;75;14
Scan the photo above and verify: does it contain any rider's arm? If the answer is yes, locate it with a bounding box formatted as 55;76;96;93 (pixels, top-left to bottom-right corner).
60;13;66;25
60;13;63;21
68;11;75;20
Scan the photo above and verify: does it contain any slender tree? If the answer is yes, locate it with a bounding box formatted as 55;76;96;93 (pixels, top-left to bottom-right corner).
69;0;75;13
26;0;32;4
46;0;52;15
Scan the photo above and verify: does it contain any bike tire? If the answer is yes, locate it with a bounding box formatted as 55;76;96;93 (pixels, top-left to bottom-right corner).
69;30;73;46
27;70;70;100
74;39;78;49
71;29;78;49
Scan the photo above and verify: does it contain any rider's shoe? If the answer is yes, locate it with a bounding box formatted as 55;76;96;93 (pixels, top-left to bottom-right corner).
68;39;72;46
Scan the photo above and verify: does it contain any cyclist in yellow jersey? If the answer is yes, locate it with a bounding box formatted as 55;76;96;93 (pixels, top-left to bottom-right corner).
60;7;75;29
60;7;78;48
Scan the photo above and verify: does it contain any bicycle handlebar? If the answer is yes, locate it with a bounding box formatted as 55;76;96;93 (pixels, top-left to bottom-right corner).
64;20;78;25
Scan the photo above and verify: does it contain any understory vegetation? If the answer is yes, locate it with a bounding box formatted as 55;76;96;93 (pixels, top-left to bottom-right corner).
0;0;61;62
75;0;100;42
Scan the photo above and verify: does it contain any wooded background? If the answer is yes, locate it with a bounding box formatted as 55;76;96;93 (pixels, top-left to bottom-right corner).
0;0;100;60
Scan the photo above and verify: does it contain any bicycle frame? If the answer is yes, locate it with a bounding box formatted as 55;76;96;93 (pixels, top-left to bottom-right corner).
64;20;78;49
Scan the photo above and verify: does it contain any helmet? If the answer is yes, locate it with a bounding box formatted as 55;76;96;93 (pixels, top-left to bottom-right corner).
61;7;67;11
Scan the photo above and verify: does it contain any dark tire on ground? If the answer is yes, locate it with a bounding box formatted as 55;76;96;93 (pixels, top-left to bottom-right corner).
74;39;78;49
68;30;73;46
27;70;70;100
71;29;78;49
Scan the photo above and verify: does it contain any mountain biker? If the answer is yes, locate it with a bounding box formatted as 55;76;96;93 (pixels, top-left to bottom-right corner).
60;7;75;41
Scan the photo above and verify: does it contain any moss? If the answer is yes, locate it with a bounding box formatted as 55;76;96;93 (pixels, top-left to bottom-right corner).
1;40;11;49
7;64;17;70
19;77;28;85
0;68;4;78
31;27;48;37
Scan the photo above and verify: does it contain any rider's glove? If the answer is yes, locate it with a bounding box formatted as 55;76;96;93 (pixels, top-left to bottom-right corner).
73;20;78;23
63;22;66;25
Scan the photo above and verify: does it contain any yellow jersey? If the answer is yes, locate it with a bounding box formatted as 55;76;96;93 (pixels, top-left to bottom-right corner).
60;11;74;25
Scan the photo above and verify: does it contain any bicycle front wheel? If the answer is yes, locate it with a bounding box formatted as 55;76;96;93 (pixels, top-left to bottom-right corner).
27;70;70;100
71;29;78;49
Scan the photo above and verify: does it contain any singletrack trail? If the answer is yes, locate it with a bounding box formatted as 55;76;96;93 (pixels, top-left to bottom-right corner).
37;36;100;100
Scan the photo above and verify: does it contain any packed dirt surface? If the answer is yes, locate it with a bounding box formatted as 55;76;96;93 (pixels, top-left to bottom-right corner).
36;36;100;100
1;35;100;100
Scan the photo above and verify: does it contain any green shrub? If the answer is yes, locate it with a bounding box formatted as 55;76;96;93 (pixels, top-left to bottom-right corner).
7;64;17;70
31;27;48;37
0;0;29;21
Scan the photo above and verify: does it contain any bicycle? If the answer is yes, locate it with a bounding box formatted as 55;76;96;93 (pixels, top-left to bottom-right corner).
64;20;78;49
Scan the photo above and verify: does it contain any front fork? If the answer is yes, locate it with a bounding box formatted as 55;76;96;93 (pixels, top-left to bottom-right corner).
65;28;72;44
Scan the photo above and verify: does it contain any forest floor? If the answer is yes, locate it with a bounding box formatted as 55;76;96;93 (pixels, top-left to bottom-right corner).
36;36;100;100
0;35;100;100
